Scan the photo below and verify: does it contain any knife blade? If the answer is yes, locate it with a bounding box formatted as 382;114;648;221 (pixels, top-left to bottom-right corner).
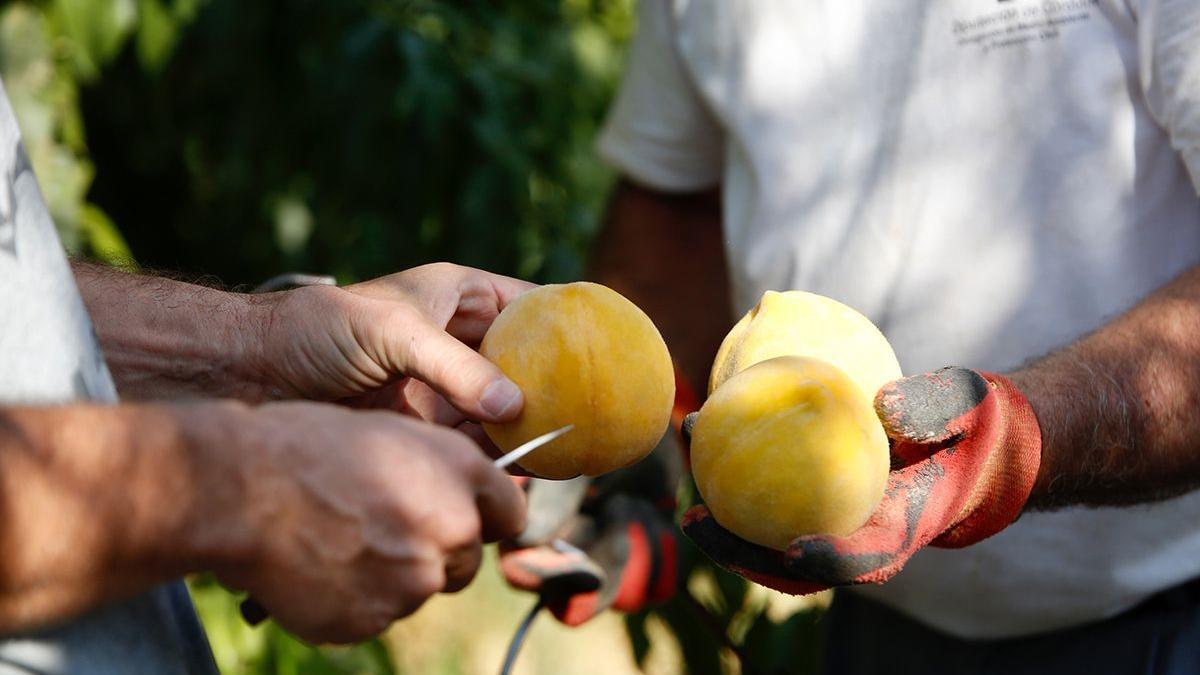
493;424;574;470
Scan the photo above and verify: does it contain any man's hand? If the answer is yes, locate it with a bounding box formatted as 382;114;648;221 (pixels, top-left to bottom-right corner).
76;261;535;425
0;400;525;641
194;401;526;644
680;368;1041;594
256;263;534;423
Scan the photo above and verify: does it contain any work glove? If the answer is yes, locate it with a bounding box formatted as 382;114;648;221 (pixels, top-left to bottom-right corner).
680;367;1042;594
500;439;682;625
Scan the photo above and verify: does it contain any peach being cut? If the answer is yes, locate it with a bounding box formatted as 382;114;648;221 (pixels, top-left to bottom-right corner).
480;282;675;479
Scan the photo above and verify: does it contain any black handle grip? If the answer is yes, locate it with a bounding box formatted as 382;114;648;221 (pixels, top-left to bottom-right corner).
239;597;269;626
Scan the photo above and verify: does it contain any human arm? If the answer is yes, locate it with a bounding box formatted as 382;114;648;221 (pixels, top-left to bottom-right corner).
684;262;1200;591
1014;263;1200;507
73;261;532;424
588;181;729;390
0;400;524;642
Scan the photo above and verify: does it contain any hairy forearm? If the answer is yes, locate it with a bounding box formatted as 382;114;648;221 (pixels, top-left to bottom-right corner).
73;261;273;400
0;402;252;631
1012;265;1200;509
588;181;731;391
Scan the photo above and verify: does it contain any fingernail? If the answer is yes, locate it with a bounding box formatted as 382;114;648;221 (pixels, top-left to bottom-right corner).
481;378;522;419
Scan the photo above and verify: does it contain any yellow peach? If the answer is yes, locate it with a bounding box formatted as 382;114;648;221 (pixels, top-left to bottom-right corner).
481;282;675;479
691;356;889;550
710;290;902;401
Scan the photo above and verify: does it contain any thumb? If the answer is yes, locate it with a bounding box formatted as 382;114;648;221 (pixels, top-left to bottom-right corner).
874;367;991;466
389;312;524;423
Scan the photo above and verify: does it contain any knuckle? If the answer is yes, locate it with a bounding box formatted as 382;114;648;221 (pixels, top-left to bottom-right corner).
439;510;483;551
436;346;489;389
425;261;460;276
443;553;482;593
385;307;429;353
405;564;446;603
344;612;392;643
438;431;489;473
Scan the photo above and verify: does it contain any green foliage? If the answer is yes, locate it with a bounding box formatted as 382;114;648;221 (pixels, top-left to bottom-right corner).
190;575;396;675
76;0;634;286
0;1;130;259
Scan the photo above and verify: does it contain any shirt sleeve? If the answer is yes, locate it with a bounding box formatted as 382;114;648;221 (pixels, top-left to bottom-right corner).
596;0;724;192
1135;0;1200;193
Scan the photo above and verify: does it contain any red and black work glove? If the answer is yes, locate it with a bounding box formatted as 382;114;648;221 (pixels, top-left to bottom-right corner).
500;439;683;626
680;367;1042;594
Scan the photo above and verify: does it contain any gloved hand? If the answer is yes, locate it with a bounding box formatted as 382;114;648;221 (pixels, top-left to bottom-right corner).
680;367;1042;594
500;439;683;625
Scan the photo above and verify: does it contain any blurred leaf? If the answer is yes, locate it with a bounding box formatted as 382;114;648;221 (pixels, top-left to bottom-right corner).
187;576;395;675
645;592;725;675
741;606;825;675
134;0;176;72
1;2;89;249
272;195;314;257
70;0;630;286
50;0;137;80
79;203;134;264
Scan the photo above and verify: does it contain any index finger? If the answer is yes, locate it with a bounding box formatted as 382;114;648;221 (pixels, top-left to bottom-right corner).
471;453;528;542
481;270;537;309
445;270;537;346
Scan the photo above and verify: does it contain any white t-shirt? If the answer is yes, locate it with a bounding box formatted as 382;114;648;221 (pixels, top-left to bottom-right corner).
599;0;1200;639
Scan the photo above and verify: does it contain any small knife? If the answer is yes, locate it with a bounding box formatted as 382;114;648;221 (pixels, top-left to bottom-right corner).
493;424;574;469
